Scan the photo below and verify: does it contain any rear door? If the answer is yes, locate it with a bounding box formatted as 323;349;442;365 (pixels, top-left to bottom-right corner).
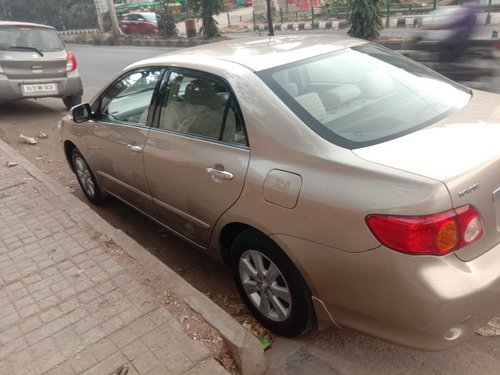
128;14;140;33
144;70;250;246
135;15;148;33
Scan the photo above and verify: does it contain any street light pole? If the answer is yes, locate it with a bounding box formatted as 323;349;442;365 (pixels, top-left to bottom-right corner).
486;0;492;25
385;0;390;28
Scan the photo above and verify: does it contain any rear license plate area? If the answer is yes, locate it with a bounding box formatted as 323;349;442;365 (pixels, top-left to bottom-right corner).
22;83;57;95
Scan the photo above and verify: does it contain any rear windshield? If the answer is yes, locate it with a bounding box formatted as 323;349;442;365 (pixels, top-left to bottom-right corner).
0;26;65;52
258;43;471;149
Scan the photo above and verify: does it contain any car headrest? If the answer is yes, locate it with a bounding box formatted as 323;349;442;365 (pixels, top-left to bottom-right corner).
184;79;219;109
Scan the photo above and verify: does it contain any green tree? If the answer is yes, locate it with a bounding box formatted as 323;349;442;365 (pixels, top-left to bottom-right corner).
66;2;98;30
189;0;224;38
324;0;349;16
347;0;383;40
0;0;99;30
265;0;274;36
158;0;178;37
0;0;70;29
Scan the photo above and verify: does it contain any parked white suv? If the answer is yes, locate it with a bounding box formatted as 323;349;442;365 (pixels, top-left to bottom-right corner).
0;21;83;109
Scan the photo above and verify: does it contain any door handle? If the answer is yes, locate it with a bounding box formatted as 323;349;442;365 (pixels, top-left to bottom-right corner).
206;167;234;181
127;144;142;153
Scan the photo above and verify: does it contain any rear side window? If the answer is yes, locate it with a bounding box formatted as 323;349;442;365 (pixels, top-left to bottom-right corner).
0;26;65;52
157;71;247;145
258;43;471;149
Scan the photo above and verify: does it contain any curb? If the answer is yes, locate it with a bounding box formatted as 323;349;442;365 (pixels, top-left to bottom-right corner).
253;12;500;31
61;34;212;48
59;28;100;36
255;16;420;32
0;139;265;375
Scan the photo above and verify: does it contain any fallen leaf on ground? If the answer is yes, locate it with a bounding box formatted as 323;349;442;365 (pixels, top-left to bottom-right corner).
477;317;500;337
19;133;38;145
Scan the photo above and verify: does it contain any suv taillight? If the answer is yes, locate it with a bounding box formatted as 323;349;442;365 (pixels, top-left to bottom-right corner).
66;52;77;72
365;205;484;255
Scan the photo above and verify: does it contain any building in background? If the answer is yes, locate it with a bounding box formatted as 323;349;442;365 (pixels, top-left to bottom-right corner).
253;0;320;12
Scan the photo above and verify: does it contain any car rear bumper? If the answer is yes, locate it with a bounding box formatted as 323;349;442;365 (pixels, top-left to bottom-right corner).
273;234;500;350
0;70;83;101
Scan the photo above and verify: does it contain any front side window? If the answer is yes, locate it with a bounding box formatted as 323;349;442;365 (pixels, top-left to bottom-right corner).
259;43;471;149
99;69;162;126
158;71;247;145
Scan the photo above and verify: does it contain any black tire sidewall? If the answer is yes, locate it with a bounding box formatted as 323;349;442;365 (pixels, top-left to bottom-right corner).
71;149;105;205
63;95;82;110
230;230;312;337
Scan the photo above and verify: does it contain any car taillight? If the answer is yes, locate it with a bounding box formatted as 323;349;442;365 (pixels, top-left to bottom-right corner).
66;52;77;72
365;205;484;255
0;64;3;74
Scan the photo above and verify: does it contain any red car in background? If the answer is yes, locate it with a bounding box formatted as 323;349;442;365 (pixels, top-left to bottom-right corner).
119;12;159;34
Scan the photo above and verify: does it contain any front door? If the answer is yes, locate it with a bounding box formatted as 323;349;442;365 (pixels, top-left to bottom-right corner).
144;71;250;246
86;68;163;215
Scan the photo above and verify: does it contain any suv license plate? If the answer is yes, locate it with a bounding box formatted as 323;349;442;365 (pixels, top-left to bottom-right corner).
22;83;57;94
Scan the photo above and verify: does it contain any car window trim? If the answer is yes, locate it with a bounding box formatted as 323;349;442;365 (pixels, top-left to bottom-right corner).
151;67;249;148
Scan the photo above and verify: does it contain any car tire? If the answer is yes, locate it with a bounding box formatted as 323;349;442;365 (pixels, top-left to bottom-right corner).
71;149;108;205
230;229;314;337
63;94;82;110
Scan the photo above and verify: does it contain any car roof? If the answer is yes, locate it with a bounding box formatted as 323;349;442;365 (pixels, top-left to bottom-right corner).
124;12;155;16
132;35;366;72
0;21;55;30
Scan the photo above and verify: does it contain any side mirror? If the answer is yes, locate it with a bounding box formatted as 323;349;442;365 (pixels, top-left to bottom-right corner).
72;103;92;123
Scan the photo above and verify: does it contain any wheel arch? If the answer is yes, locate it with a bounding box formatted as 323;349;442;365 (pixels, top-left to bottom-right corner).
226;225;317;335
219;222;316;300
218;223;292;265
218;222;254;266
63;140;78;173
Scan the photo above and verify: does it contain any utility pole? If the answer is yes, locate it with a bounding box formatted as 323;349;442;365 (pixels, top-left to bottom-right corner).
105;0;122;35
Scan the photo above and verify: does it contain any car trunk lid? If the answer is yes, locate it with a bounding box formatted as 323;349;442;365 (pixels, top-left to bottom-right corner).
353;90;500;261
0;50;67;79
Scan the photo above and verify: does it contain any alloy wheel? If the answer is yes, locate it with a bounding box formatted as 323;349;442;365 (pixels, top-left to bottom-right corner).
238;249;292;322
74;155;96;198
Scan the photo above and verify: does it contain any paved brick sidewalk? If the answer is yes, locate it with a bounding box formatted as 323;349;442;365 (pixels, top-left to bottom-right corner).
0;141;230;375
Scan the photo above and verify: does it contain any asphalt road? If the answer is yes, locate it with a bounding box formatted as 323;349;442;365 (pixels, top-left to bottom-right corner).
70;44;176;101
2;43;500;375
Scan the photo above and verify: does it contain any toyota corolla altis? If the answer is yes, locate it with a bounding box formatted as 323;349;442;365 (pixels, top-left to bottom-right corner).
59;35;500;350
